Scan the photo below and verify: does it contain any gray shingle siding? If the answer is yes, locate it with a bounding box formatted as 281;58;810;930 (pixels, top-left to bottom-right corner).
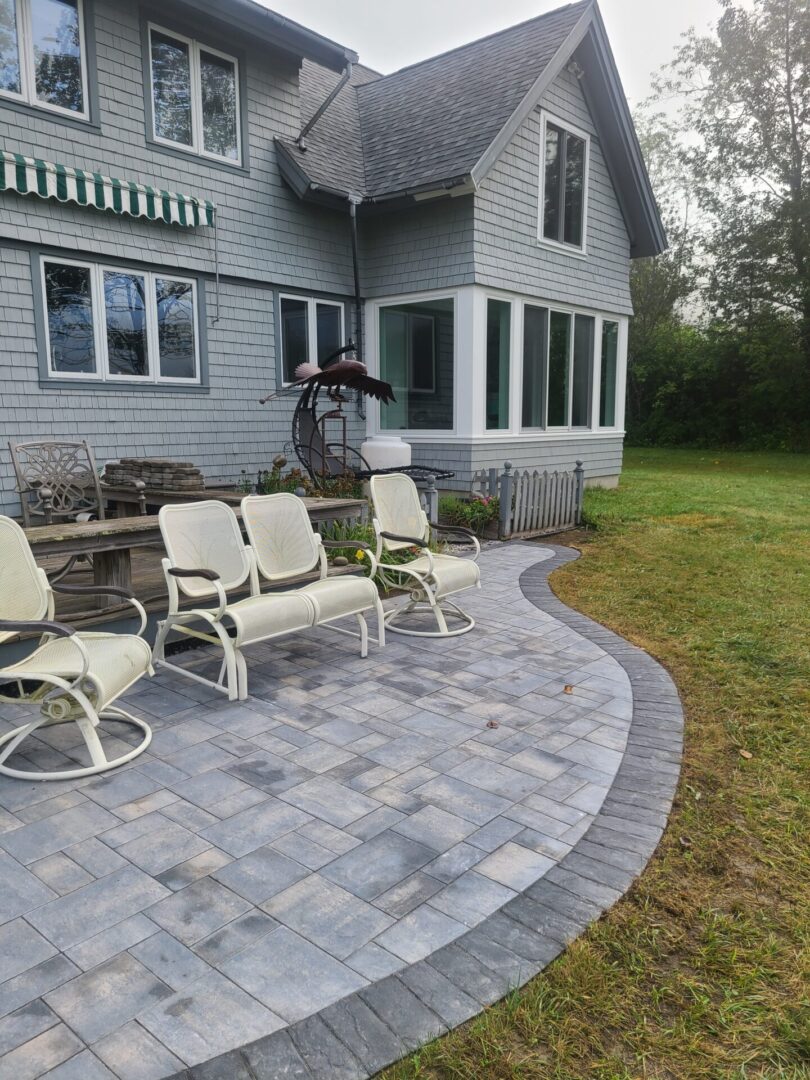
474;68;633;315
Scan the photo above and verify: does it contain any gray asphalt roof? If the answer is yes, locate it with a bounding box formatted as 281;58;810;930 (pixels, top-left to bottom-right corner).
277;1;590;199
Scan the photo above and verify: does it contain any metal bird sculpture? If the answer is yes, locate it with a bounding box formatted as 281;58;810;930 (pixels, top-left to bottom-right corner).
259;342;395;405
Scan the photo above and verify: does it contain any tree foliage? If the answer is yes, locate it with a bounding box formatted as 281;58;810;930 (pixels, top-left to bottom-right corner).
627;0;810;449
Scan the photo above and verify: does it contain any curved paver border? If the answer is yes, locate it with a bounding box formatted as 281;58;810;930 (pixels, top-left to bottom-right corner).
171;545;683;1080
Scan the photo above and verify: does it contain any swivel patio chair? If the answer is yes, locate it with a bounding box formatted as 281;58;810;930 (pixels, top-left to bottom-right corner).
0;515;153;781
241;492;384;656
369;473;481;638
153;500;316;701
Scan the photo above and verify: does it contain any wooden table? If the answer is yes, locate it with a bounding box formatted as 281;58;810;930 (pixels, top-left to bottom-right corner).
25;497;368;607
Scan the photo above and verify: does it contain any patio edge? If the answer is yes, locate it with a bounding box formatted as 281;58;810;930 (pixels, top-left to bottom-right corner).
170;544;684;1080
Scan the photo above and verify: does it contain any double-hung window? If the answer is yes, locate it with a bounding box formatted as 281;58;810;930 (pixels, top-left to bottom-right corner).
148;24;241;164
540;113;588;251
279;295;344;384
0;0;88;117
41;256;201;384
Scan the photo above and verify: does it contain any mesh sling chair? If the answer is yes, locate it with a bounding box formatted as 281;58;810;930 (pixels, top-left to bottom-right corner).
241;493;384;655
369;473;481;638
0;515;153;781
152;500;316;701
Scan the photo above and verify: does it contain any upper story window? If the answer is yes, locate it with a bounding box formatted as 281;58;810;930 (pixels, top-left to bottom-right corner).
0;0;88;118
40;256;201;385
148;24;241;165
540;112;589;252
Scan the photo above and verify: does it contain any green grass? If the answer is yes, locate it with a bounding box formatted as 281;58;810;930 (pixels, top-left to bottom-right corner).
380;448;810;1080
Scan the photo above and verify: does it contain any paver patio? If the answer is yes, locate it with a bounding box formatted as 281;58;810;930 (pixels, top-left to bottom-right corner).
0;544;682;1079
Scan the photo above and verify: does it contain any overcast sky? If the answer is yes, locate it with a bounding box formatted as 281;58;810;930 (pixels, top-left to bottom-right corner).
262;0;722;106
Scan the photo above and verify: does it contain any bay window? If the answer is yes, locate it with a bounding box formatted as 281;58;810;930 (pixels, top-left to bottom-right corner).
599;320;619;427
41;257;201;384
379;298;454;431
541;114;588;251
0;0;88;117
279;295;344;384
149;24;241;164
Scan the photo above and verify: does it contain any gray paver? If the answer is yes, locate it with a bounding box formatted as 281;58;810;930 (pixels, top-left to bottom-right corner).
399;961;481;1027
321;831;435;900
429;871;516;926
40;1049;115;1079
0;919;57;983
359;976;445;1049
116;819;211;876
412;775;511;825
220;927;366;1023
289;1014;365;1079
320;995;405;1075
146;878;252;946
0;803;120;865
374;904;467;964
263;875;393;960
0;1023;84;1080
199;801;311;858
94;1021;186;1080
279;777;382;828
210;845;308;904
65;915;157;972
194;910;279;966
29;853;93;896
392;805;476;852
0;853;57;923
0;999;58;1057
0;957;81;1020
475;842;555;891
131;931;211;989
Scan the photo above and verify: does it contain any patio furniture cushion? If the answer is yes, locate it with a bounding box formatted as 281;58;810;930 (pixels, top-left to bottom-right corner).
219;592;315;646
5;632;152;711
298;575;379;623
402;553;481;598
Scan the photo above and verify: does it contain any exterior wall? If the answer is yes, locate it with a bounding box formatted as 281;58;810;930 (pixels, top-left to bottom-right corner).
407;435;624;492
473;68;633;316
359;196;475;298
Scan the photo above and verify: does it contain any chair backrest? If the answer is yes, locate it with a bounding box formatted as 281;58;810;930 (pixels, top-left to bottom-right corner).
241;493;321;582
158;501;251;599
0;516;50;644
9;440;105;527
369;473;429;552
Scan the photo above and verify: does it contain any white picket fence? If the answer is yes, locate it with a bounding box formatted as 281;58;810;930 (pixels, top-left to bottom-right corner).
472;460;585;539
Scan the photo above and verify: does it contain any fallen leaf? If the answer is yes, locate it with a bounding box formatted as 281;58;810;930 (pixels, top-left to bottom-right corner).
679;836;692;849
739;749;753;760
564;685;574;694
486;720;499;729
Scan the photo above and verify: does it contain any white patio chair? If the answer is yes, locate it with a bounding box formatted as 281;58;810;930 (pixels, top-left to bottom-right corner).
241;493;384;656
0;515;153;781
369;473;481;638
152;500;316;701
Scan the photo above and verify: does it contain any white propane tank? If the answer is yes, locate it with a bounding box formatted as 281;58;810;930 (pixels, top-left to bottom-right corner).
360;435;411;471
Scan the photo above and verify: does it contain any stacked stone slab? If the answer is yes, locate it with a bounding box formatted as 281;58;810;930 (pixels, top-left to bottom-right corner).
103;457;205;491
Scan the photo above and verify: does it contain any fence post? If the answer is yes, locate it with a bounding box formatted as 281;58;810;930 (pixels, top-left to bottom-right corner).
574;460;585;524
488;467;498;498
498;461;513;540
423;474;438;522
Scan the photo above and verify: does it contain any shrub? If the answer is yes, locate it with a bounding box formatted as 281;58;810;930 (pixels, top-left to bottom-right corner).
439;493;499;536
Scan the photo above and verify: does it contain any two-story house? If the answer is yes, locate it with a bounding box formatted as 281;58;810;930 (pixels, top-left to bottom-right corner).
0;0;665;515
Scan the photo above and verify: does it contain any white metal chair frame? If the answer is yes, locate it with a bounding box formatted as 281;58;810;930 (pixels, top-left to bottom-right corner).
241;492;385;654
152;501;318;702
369;474;481;638
0;516;152;781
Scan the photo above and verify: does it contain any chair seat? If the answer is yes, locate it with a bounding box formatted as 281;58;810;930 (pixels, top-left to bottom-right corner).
6;633;152;710
386;553;480;599
298;575;379;624
222;592;315;645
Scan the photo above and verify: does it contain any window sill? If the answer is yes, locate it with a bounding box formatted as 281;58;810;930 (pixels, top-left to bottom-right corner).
145;137;249;177
39;378;210;394
535;237;588;261
0;96;100;133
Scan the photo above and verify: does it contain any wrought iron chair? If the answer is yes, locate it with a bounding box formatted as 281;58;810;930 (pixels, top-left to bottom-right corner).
0;515;153;781
152;500;316;701
241;493;384;656
10;439;106;582
369;472;481;638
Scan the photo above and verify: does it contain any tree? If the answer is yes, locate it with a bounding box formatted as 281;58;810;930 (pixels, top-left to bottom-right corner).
656;0;810;389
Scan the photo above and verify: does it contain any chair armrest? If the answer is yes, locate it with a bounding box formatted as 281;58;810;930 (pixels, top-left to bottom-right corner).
428;523;481;560
52;582;135;600
321;540;378;578
380;532;429;548
0;618;75;638
167;567;221;581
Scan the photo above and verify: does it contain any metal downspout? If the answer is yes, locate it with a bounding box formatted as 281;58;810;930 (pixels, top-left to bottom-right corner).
297;62;353;149
349;195;365;419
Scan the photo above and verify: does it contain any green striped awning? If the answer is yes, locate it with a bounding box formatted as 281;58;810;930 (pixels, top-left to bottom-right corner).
0;150;215;227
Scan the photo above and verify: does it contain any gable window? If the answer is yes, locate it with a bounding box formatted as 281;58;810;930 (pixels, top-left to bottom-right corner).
540;114;588;250
41;256;200;384
148;24;241;164
279;295;344;385
379;298;454;432
0;0;88;117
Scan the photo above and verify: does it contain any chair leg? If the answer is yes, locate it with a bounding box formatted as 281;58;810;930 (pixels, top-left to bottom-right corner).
235;650;249;701
152;618;170;663
376;597;386;648
355;613;369;658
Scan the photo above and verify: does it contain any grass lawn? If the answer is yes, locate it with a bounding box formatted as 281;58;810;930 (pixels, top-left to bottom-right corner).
381;448;810;1080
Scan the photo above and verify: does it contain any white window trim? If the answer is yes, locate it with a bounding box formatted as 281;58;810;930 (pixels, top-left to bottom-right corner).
40;255;201;385
537;109;590;257
278;294;345;387
367;288;463;440
148;22;242;167
0;0;90;120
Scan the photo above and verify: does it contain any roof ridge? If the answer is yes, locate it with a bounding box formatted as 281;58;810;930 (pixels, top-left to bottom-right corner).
355;0;591;89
